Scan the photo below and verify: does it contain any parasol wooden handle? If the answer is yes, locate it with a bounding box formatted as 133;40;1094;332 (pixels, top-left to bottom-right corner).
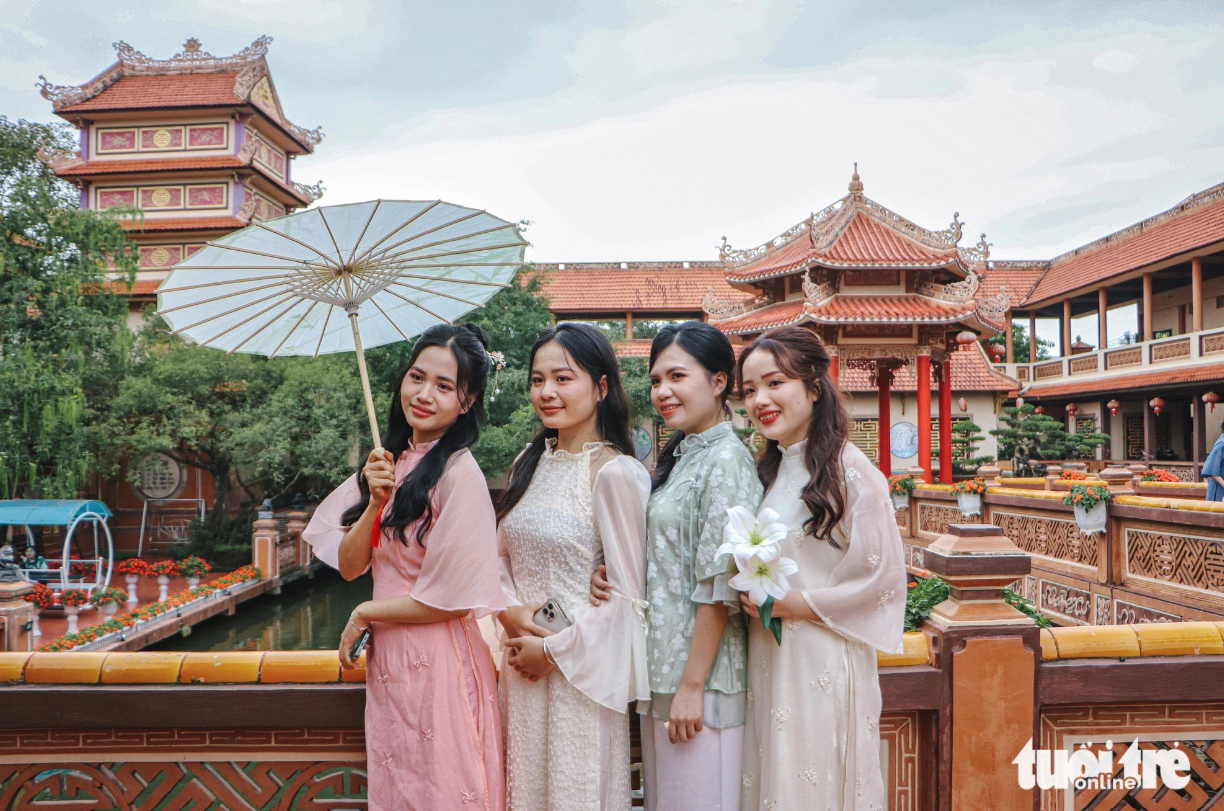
348;310;382;450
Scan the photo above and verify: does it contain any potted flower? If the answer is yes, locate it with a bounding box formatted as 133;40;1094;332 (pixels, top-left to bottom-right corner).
887;475;916;511
148;560;179;602
89;586;128;617
1141;468;1180;483
59;588;90;634
950;477;985;517
1061;483;1111;535
178;556;211;588
22;583;56;637
115;558;150;604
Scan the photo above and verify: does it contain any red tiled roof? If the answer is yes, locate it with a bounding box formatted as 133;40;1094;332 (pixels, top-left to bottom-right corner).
537;263;746;313
121;217;246;232
1025;185;1224;305
613;339;653;358
56;156;248;176
58;73;243;112
815;212;957;268
980;262;1046;307
1021;362;1224;398
107;279;162;296
838;345;1017;393
709;299;808;335
807;294;976;324
725;236;813;282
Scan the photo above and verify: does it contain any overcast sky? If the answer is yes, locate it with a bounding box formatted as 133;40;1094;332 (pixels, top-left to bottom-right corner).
4;0;1224;303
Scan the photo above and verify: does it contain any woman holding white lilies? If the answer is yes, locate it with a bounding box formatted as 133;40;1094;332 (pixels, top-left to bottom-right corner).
734;325;907;811
591;321;761;811
495;322;651;811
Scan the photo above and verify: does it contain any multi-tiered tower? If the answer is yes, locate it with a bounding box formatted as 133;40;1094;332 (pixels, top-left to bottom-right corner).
37;37;324;322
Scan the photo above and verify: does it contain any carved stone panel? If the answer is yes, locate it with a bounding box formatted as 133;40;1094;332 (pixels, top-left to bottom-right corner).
993;510;1099;568
1125;524;1224;595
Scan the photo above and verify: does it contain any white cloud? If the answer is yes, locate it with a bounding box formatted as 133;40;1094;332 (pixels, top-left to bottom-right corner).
1093;48;1138;73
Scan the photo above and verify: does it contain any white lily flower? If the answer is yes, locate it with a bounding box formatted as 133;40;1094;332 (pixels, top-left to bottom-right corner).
728;553;799;606
717;505;788;568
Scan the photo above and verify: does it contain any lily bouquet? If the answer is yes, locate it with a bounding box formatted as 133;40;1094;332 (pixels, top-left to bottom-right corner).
717;506;798;644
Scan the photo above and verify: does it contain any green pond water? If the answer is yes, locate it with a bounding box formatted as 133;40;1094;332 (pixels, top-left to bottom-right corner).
151;567;373;652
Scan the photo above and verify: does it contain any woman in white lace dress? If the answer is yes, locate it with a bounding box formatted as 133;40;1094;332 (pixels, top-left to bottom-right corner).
495;323;651;811
734;326;908;811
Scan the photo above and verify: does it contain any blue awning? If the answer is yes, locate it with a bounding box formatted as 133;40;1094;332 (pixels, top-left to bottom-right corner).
0;500;112;526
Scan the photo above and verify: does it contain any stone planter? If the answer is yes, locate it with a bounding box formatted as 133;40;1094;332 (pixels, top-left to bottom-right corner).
125;574;140;604
1074;502;1108;536
65;605;80;634
31;610;41;637
156;574;170;602
100;602;119;617
956;492;982;517
891;493;909;512
187;577;201;589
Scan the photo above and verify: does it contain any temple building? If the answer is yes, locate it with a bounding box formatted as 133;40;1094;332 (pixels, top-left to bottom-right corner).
699;169;1018;480
37;37;324;328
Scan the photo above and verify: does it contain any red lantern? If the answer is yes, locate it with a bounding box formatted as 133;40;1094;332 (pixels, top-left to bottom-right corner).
1203;392;1220;413
1107;399;1120;416
1035;406;1045;415
1150;397;1165;416
1066;403;1079;416
1015;397;1025;409
988;343;1005;361
956;330;978;350
958;397;968;413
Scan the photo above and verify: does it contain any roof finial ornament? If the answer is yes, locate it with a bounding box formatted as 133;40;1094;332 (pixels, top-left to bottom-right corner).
848;162;864;194
184;38;201;53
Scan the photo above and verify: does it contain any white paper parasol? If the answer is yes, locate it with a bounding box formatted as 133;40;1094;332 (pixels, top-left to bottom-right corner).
156;199;528;447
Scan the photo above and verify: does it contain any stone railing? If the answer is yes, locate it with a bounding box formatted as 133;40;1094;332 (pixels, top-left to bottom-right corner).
901;472;1224;627
994;324;1224;386
7;529;1224;809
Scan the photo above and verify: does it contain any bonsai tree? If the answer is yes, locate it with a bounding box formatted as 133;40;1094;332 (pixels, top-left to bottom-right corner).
933;418;994;475
991;403;1110;472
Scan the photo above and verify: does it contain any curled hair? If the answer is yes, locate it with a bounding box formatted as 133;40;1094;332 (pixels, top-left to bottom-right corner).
649;321;736;491
736;325;849;544
495;322;634;521
340;323;490;545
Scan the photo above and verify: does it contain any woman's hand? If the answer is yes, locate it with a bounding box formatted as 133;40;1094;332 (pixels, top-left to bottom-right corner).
739;592;819;621
589;564;612;606
338;610;368;670
668;683;705;743
506;636;554;681
498;603;551;639
363;448;396;506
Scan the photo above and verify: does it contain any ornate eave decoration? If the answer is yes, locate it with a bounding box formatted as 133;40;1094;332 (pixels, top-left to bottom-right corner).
293;181;326;204
720;165;991;274
35;143;83;171
701;287;770;319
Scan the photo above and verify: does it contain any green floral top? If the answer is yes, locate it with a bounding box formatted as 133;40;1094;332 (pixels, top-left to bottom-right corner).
644;420;763;728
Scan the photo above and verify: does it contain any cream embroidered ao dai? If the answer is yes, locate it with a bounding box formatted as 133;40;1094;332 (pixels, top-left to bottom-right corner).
498;440;651;811
740;441;907;811
641;420;762;811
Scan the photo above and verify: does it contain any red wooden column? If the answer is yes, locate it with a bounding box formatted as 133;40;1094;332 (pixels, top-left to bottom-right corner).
939;358;954;483
828;347;839;387
877;364;893;476
917;348;932;483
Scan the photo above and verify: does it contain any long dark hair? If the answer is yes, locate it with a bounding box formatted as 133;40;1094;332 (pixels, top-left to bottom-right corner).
736;325;849;544
340;323;491;545
495;322;634;521
649;321;736;491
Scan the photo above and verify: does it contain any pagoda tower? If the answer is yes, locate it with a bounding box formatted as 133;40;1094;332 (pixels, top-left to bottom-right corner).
37;37;324;323
704;168;1018;480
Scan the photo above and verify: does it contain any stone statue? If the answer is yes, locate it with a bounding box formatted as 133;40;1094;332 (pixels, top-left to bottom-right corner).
0;544;19;583
1012;438;1038;478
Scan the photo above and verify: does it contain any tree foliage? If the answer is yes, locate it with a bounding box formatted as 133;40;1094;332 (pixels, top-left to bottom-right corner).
0;117;138;498
990;403;1109;472
985;323;1054;363
933;418;994;475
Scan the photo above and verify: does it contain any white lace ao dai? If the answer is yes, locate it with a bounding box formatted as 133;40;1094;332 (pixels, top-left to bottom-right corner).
498;441;651;811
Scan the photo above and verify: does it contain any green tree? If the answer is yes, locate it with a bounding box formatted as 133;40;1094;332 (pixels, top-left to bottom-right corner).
0;117;138;498
933;418;993;474
990;403;1109;471
985;323;1054;363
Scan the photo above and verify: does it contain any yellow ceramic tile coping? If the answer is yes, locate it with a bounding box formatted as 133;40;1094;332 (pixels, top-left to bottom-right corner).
0;652;32;682
988;488;1067;501
260;650;342;683
24;651;108;684
914;484;953;492
179;651;265;684
1116;495;1224;512
1133;622;1224;656
1140;481;1206;490
877;632;932;667
1045;625;1140;659
101;653;186;684
998;477;1048;485
1039;629;1058;661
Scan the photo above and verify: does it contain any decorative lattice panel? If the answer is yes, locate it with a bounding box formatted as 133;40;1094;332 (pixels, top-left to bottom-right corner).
993;510;1099;568
917;502;960;539
879;712;921;811
1151;338;1191;362
850;418;879;463
1126;415;1144;460
1040;703;1224;811
1125;525;1224;595
1106;346;1142;369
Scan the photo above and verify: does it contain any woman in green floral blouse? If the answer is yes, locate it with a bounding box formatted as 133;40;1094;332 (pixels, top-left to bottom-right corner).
593;320;762;811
